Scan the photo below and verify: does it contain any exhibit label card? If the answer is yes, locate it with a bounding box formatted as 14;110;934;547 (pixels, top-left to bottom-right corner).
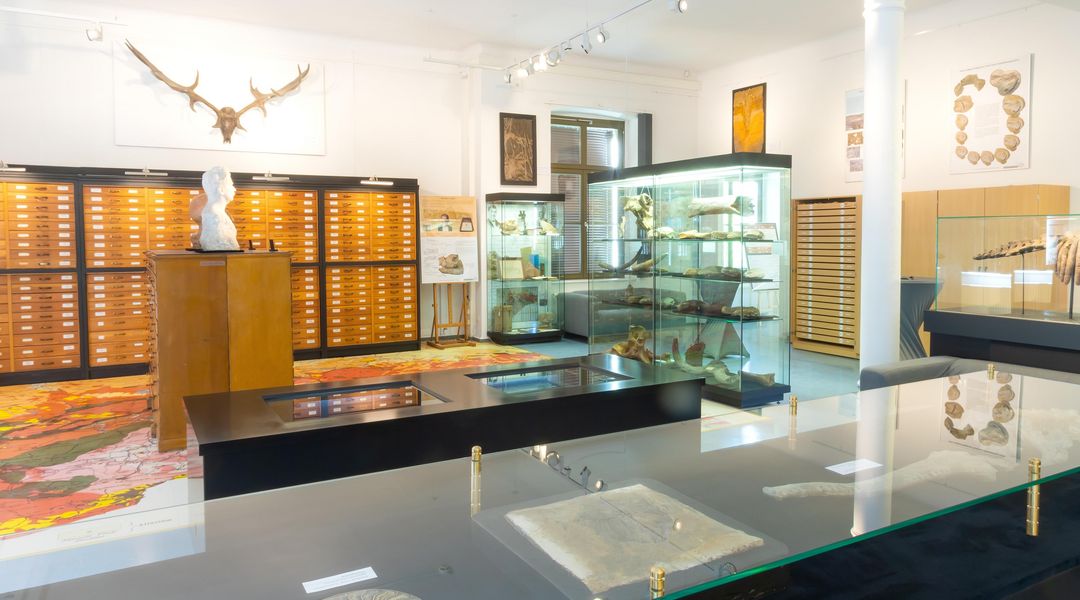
826;458;882;475
302;566;377;594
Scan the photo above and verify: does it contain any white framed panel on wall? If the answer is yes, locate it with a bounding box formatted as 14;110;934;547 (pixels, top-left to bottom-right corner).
112;41;327;155
950;55;1032;173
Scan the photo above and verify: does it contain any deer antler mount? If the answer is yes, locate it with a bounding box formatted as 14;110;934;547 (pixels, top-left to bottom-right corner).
125;40;311;144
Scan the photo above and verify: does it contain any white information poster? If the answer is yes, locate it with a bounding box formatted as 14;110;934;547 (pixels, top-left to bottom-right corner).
113;40;327;155
419;196;479;284
950;55;1032;173
845;84;906;182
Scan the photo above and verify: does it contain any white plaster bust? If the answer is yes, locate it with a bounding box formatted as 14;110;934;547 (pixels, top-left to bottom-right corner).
197;166;240;251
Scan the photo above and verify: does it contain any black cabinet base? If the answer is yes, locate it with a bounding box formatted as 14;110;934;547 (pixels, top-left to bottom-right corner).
703;381;790;409
926;310;1080;374
187;356;704;499
488;330;562;345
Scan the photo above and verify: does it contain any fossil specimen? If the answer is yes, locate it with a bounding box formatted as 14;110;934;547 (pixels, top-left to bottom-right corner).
618;193;656;237
685;340;706;366
990;69;1021;95
974;237;1045;260
653;226;676;239
998;385;1016;403
994;148;1010;164
979;421;1009;446
678;229;708;239
1004;135;1020;151
1007;115;1025;133
947;385;961;401
948;375;961;384
687;195;755;218
954;95;974;113
945;401;965;419
954;73;986;96
956;114;969;130
1055;233;1080;285
993;401;1015;424
742;371;775;387
945;417;975;440
539;219;559;235
967;150;980;165
980;150;994;166
629;253;666;272
325;591;421;600
125;41;310;144
1002;94;1026;116
610;325;655;364
996;372;1013;384
956;131;968;144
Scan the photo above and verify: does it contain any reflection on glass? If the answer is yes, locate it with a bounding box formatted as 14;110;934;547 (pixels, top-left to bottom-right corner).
265;385;441;422
472;366;628;395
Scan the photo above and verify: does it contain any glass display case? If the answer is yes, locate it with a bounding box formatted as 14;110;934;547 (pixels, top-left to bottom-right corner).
587;154;791;407
12;370;1080;599
485;193;566;344
936;214;1080;321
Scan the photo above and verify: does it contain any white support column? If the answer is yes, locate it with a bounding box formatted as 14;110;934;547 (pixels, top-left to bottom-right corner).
860;0;906;371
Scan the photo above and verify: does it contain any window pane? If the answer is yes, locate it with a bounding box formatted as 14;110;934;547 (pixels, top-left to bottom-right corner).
551;124;582;165
586;127;620;168
551;171;583;275
586;183;618;272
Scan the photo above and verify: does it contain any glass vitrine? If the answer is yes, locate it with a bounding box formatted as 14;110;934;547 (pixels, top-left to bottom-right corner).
936;213;1080;321
486;193;566;344
587;154;791;407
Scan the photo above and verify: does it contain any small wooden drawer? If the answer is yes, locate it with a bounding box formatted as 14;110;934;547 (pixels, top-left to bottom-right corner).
11;319;79;334
10;182;75;194
89;316;150;332
14;356;80;372
89;352;149;366
13;331;80;346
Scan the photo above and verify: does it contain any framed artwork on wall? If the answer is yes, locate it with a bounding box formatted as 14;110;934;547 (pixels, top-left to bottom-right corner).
500;112;537;185
732;83;766;153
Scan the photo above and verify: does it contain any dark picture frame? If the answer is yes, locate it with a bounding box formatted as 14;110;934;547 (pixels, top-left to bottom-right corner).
499;112;537;186
732;83;767;153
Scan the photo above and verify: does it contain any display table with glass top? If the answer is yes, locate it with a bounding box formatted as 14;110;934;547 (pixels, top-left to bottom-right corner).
12;367;1080;598
587;153;791;408
183;355;702;498
485;192;565;344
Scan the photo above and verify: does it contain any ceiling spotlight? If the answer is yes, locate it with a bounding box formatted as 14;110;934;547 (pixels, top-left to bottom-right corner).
545;48;561;67
561;40;573;53
85;24;103;42
526;61;536;76
668;0;689;13
534;53;548;71
595;26;609;44
580;34;592;54
517;63;529;78
503;70;513;84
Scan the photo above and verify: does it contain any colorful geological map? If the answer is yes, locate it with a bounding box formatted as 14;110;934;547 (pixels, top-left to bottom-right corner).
0;344;545;537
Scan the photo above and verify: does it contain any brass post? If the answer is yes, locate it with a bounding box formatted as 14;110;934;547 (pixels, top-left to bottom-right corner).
649;566;666;599
1027;457;1041;537
987;363;997;380
470;445;482;516
788;395;798;450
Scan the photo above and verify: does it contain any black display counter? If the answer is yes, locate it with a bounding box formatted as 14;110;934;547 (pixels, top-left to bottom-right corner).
184;354;703;498
925;309;1080;374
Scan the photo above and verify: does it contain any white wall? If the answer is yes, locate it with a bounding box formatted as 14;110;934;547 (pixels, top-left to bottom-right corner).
0;0;701;341
697;0;1080;205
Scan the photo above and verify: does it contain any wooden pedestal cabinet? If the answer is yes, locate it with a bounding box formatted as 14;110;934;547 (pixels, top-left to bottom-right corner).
148;251;293;451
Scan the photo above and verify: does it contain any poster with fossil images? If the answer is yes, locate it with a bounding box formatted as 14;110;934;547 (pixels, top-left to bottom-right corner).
844;85;906;182
950;55;1032;173
419;196;478;284
939;372;1021;460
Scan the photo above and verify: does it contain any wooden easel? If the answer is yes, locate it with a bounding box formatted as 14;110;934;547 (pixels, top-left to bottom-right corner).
428;282;476;349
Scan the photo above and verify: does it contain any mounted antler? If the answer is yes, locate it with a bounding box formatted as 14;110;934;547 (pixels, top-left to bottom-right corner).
125;40;310;144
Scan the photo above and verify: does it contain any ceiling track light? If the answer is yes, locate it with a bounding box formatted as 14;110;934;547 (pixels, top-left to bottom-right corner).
668;0;689;13
534;54;548;72
545;48;561;68
595;26;609;44
503;70;513;84
0;161;27;173
517;62;530;78
580;33;592;55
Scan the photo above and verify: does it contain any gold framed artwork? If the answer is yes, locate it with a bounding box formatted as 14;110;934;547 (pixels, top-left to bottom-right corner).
500;112;537;186
732;83;766;153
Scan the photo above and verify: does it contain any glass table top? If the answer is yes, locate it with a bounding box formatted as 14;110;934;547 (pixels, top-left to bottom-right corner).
4;369;1079;599
469;365;630;395
264;383;443;422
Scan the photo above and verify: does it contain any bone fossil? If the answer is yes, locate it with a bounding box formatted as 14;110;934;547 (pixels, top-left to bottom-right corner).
125;41;311;143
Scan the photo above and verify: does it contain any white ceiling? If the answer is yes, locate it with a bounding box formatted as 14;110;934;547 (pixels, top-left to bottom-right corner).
70;0;954;71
